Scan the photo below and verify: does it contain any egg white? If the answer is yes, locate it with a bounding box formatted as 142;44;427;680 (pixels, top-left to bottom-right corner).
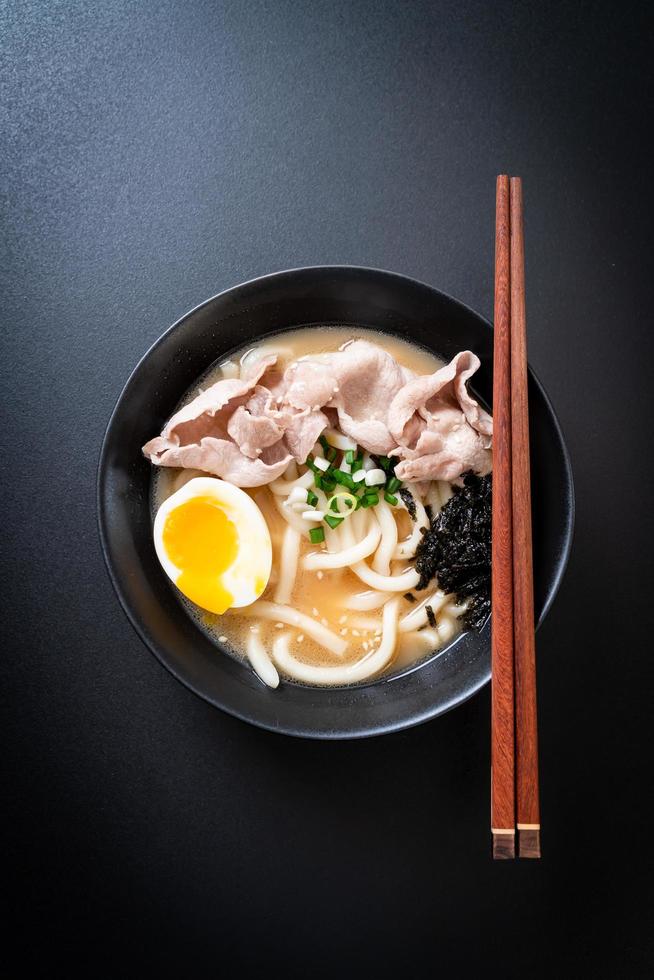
153;476;272;610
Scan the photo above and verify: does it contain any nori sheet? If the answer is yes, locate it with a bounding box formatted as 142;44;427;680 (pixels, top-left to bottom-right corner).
414;472;492;632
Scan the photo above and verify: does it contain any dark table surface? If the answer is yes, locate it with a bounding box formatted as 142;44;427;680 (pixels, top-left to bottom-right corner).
3;2;653;976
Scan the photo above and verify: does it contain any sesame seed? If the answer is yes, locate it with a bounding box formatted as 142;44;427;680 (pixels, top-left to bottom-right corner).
218;635;227;643
275;622;284;629
316;570;324;580
312;608;319;617
321;618;328;627
352;629;360;637
297;634;304;643
250;625;259;633
363;641;370;650
340;628;348;636
338;615;347;624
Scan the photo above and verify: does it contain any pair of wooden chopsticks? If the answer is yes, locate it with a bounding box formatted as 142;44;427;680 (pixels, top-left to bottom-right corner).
491;175;540;860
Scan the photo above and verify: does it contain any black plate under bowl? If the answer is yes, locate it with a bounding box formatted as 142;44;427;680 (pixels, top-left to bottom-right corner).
97;266;574;739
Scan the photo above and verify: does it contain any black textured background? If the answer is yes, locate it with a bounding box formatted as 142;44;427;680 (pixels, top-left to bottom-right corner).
2;2;653;977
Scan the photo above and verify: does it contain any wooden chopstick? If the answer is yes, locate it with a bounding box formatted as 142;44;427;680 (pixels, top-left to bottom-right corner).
491;174;516;860
509;177;541;858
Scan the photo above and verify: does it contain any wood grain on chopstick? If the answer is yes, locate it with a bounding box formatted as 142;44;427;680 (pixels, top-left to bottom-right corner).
491;174;515;860
509;177;541;859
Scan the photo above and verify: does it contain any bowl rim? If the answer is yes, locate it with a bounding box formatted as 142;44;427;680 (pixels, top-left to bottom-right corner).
97;264;575;738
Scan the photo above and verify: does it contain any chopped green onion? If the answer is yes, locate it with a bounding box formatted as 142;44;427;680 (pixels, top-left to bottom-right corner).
326;492;357;518
319;435;330;452
314;474;323;489
309;527;325;544
305;454;318;472
384;492;398;506
321;478;336;494
324;514;343;529
307;490;318;507
345;449;356;465
376;455;391;471
365;491;379;507
326;446;337;463
386;476;401;493
332;469;356;491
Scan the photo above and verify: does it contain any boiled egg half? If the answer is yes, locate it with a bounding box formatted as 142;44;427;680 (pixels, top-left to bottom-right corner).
153;477;271;614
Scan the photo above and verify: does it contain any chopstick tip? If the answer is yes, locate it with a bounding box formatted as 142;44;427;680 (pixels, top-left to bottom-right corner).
518;827;541;859
492;831;516;860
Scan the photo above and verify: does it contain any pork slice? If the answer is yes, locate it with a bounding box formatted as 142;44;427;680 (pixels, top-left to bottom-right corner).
143;355;278;455
329;341;406;453
226;386;288;460
388;350;492;446
282;409;329;462
283;340;406;454
284;359;339;411
393;412;492;483
144;436;291;487
388;351;492;482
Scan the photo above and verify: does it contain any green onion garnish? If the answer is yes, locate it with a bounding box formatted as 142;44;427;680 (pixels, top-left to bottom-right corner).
386;476;401;493
332;469;356;491
326;492;358;518
307;490;318;507
322;477;336;494
345;449;356;465
384;492;398;506
365;491;379;507
309;526;325;544
314;474;323;490
324;514;343;529
319;434;339;462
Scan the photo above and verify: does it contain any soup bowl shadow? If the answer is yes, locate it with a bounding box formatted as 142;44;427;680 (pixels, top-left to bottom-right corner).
97;266;574;739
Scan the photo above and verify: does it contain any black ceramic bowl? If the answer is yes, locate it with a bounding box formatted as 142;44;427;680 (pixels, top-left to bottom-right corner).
98;266;574;739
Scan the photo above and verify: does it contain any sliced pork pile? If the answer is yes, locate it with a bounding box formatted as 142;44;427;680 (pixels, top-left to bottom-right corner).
143;339;492;486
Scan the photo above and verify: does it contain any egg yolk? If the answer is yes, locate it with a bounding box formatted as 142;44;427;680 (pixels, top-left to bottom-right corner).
162;496;239;614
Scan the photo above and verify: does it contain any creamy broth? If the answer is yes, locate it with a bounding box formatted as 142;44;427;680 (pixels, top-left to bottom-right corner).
152;326;467;685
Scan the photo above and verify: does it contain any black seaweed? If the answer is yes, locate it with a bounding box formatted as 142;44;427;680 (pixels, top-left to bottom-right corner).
426;604;437;628
399;488;417;520
414;472;492;632
403;592;416;603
